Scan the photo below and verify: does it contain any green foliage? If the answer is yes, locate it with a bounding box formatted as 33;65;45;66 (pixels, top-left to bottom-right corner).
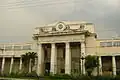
114;75;120;80
2;73;120;80
21;52;30;67
94;76;114;80
22;71;38;78
0;71;38;78
85;55;99;76
48;74;72;79
72;75;92;80
21;52;37;72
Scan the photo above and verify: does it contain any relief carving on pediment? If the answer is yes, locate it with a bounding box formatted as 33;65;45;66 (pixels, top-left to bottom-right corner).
38;22;85;35
79;24;85;30
55;22;67;31
48;22;71;33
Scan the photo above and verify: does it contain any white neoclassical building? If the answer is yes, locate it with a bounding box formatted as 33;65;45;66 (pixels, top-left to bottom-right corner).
33;21;97;75
0;21;120;76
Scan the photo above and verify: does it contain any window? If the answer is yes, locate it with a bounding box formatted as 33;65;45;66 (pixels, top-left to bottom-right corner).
0;45;4;50
106;42;112;47
100;41;120;47
14;46;21;50
100;42;106;47
23;45;31;50
5;46;12;50
113;41;120;47
100;42;112;47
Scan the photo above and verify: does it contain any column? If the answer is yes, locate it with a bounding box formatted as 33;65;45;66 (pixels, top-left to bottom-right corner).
9;57;14;74
65;42;71;74
37;43;44;76
34;58;37;71
50;43;57;74
29;59;32;73
1;57;5;73
98;56;102;75
32;40;38;52
19;57;22;71
81;42;86;75
112;56;116;76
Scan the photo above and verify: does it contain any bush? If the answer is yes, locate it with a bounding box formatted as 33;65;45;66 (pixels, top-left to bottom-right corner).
25;71;38;77
46;74;72;79
114;75;120;80
72;75;92;80
0;71;38;78
17;71;38;78
94;76;114;80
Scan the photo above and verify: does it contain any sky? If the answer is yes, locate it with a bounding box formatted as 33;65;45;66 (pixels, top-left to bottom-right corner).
0;0;120;43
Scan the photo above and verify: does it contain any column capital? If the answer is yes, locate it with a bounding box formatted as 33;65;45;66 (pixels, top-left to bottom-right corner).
80;41;85;43
38;43;42;45
51;43;56;45
65;42;70;43
80;40;85;43
51;43;56;47
65;42;70;49
112;55;116;57
81;41;86;46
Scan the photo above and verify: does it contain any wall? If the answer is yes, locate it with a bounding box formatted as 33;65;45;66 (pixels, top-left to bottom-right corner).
85;35;97;56
96;39;120;56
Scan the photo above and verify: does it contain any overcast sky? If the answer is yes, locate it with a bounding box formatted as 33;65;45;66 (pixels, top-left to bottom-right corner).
0;0;120;43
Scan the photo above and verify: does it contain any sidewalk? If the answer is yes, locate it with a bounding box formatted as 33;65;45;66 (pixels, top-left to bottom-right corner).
0;77;37;80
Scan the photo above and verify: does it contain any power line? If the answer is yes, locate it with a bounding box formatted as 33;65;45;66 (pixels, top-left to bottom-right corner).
0;0;59;6
0;0;75;9
1;0;48;5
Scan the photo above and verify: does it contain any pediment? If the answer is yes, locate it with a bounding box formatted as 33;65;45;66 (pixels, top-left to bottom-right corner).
33;21;94;36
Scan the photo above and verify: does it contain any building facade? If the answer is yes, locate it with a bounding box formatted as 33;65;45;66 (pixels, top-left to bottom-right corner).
0;21;120;76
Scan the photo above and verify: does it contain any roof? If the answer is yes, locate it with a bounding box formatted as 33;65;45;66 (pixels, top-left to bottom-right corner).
35;21;93;28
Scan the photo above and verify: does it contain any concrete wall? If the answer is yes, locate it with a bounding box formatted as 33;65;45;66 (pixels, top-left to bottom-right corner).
86;35;97;56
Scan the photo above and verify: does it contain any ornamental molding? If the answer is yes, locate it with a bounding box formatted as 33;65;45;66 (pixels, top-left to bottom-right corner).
55;22;67;31
33;21;90;36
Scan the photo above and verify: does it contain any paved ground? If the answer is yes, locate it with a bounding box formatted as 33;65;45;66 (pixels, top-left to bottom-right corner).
0;77;37;80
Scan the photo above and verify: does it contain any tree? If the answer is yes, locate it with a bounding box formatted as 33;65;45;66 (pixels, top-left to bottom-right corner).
85;55;99;76
21;52;37;73
28;52;37;72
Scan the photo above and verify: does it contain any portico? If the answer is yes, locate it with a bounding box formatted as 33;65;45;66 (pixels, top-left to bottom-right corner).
37;41;86;75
